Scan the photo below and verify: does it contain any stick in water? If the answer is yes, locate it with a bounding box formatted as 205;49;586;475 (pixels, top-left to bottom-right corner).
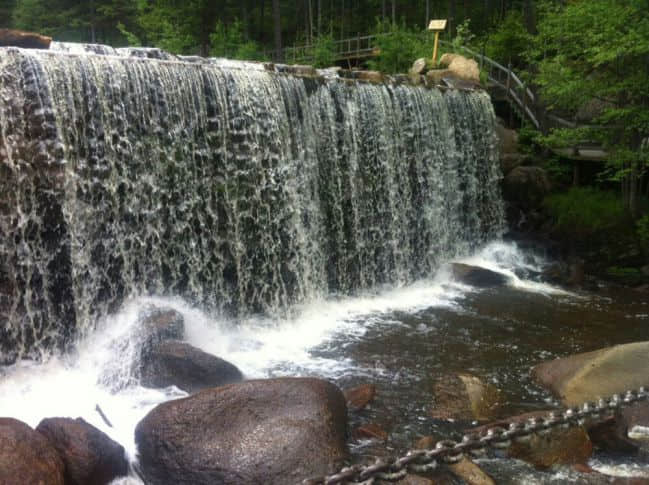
95;404;113;428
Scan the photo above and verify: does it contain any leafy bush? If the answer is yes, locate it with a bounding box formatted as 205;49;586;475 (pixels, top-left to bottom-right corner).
367;19;434;74
543;187;627;239
483;10;531;68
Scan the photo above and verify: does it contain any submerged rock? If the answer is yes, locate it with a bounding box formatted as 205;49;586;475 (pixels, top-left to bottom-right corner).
0;418;65;485
138;306;185;353
448;457;495;485
532;341;649;406
430;373;502;421
140;340;243;393
343;383;376;411
135;377;347;484
471;410;593;468
352;423;388;441
36;417;128;485
449;263;509;288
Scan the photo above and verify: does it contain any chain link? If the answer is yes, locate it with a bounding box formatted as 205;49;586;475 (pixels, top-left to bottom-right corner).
301;386;649;484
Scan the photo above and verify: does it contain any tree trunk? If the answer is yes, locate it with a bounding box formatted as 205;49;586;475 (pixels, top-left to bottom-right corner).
272;0;282;61
318;0;322;35
391;0;396;24
448;0;457;36
523;0;537;34
425;0;430;28
382;0;386;20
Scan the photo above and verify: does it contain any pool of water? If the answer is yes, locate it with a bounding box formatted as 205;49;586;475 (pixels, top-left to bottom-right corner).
1;240;648;482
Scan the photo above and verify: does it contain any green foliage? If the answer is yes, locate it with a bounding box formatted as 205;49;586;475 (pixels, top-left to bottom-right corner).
452;19;475;51
308;34;336;68
367;19;433;74
210;20;266;60
544;187;627;238
483;10;531;67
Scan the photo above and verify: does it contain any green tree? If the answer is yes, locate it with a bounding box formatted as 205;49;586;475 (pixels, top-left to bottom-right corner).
528;0;649;215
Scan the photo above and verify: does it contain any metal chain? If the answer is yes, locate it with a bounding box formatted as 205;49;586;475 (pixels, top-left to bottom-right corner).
301;386;649;485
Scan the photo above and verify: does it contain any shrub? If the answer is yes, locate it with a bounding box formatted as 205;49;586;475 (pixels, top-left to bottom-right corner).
543;187;627;239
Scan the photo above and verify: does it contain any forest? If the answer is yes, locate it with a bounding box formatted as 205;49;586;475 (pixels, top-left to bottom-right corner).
1;0;649;276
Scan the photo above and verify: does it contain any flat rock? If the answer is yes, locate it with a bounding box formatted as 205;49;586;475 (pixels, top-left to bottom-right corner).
532;341;649;406
343;383;376;411
0;418;65;485
140;340;243;393
135;377;347;485
0;28;52;49
36;417;128;485
449;263;509;288
431;373;502;421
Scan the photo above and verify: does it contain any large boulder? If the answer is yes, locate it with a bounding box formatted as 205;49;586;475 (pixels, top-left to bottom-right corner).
503;166;551;210
36;417;128;485
449;263;509;288
0;418;65;485
532;341;649;407
135;377;348;485
439;53;480;84
409;58;428;76
430;373;502;421
140;340;243;393
0;29;52;49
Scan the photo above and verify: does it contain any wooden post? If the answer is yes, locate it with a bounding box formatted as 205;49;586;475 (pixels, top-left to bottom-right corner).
428;19;447;66
432;31;440;65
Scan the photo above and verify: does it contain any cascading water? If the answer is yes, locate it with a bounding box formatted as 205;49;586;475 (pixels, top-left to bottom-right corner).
0;46;503;364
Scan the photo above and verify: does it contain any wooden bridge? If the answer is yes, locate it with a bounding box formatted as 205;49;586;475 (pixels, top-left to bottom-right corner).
284;34;607;162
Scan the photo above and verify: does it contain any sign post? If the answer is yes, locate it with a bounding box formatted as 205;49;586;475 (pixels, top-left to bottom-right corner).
428;19;447;66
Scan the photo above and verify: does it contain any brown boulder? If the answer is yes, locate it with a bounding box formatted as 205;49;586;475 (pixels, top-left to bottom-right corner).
139;306;185;348
409;58;428;76
448;457;495;485
439;53;480;84
495;122;519;155
36;417;128;485
426;68;454;84
343;383;376;411
471;410;593;468
135;377;348;485
0;29;52;49
0;418;65;485
431;373;502;421
140;340;243;393
532;341;649;407
356;70;384;83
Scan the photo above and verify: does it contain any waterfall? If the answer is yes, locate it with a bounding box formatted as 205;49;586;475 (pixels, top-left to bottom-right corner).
0;47;503;364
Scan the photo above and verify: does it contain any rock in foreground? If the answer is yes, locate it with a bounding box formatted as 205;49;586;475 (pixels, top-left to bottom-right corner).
36;417;128;485
135;377;347;485
532;341;649;406
140;340;243;393
449;264;509;289
0;418;65;485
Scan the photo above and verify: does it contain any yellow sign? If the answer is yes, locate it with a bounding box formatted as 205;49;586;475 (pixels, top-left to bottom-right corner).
428;19;447;31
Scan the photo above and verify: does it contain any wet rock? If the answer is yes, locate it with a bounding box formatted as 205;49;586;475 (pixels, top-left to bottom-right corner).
588;415;640;453
140;340;243;393
472;410;593;468
448;457;495;485
343;383;376;411
449;263;509;288
500;153;525;176
414;435;436;449
503;166;551;211
430;373;502;421
0;28;52;49
396;475;436;485
139;306;185;351
0;418;65;485
495;122;519;155
36;417;128;485
532;341;649;407
352;423;388;441
135;377;347;485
